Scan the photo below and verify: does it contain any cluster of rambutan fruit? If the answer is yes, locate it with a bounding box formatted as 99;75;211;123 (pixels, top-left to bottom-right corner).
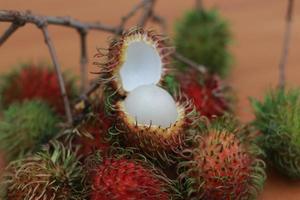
0;9;299;200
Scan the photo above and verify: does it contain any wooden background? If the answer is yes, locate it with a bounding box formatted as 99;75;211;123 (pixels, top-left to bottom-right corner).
1;0;300;199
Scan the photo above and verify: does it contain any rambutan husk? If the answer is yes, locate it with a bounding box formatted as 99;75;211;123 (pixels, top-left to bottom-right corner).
112;95;199;165
177;117;266;200
1;141;86;200
94;27;174;96
85;147;181;200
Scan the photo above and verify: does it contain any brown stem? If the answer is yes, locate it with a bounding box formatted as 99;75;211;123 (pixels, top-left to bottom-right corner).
138;0;155;27
0;22;23;46
278;0;294;89
79;29;88;93
40;25;73;124
173;52;207;74
0;10;118;33
195;0;203;11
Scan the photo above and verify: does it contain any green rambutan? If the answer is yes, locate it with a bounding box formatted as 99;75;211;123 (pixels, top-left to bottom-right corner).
2;141;86;200
251;89;300;178
177;117;266;199
0;63;77;115
86;148;180;200
0;100;60;161
174;9;232;77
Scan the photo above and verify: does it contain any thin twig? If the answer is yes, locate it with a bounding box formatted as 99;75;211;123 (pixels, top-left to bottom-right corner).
0;10;118;33
138;0;155;27
41;25;73;124
151;14;167;34
78;29;88;93
278;0;294;89
0;22;23;46
195;0;203;11
173;52;207;74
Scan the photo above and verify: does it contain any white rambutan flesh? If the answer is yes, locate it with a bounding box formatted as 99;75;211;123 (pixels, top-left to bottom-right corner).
124;84;178;128
120;41;162;92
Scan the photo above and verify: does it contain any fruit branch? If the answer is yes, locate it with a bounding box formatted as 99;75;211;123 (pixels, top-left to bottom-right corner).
278;0;294;89
195;0;204;11
41;25;73;123
78;29;88;93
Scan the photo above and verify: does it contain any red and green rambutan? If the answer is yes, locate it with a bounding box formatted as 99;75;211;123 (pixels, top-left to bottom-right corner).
0;100;60;162
164;68;231;119
174;8;232;77
95;27;198;164
0;63;77;115
1;141;86;200
86;148;180;200
177;117;266;200
251;88;300;179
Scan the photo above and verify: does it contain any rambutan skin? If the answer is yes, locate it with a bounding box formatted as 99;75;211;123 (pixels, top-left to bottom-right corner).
2;142;86;200
0;100;60;162
251;89;300;178
0;64;76;115
94;27;173;96
90;157;172;200
178;118;266;200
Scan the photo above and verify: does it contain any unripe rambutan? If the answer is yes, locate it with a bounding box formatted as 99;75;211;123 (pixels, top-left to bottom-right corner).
0;101;60;161
164;68;231;119
95;28;198;164
251;89;300;178
87;149;179;200
0;64;76;115
174;9;232;77
178;118;266;199
1;142;86;200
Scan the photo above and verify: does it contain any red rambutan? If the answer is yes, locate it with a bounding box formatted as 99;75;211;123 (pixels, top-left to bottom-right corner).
178;118;266;200
0;64;76;115
88;150;177;200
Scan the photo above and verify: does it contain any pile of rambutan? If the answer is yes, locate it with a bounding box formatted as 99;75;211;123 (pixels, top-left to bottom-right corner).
0;26;268;200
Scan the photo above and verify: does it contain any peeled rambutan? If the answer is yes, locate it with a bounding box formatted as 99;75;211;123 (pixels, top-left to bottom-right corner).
95;28;198;163
164;68;231;119
87;150;178;200
0;64;76;115
0;100;60;161
251;89;300;178
95;27;173;96
178;117;266;199
1;141;86;200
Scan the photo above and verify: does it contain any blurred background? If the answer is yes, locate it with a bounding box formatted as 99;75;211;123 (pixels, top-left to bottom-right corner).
1;0;300;199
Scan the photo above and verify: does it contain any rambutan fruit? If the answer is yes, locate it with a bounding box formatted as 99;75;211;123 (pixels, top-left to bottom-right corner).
164;68;231;119
174;9;232;77
2;141;86;200
251;89;300;178
0;63;77;115
87;149;179;200
95;28;198;163
72;115;111;158
0;100;60;161
177;117;266;200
